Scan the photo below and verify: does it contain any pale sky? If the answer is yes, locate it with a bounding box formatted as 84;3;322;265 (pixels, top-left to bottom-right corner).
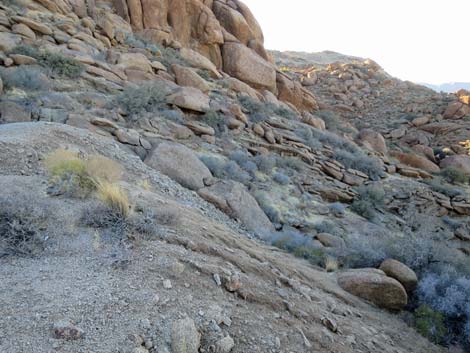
244;0;470;84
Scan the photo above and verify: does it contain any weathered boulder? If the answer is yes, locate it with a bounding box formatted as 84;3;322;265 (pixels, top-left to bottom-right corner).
145;142;212;190
276;72;318;111
391;152;440;173
179;48;220;78
213;1;255;46
380;259;418;292
198;180;274;235
440;155;470;175
0;101;31;123
315;233;345;248
356;129;388;155
117;52;153;73
166;86;210;113
337;269;408;310
222;42;276;92
171;64;210;93
443;101;470;119
171;318;200;353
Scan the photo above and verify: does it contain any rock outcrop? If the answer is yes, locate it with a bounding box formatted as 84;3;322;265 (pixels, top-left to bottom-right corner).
337;269;408;310
145;142;212;190
379;259;418;292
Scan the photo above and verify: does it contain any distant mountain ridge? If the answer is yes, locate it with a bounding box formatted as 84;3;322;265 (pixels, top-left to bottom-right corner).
421;82;470;93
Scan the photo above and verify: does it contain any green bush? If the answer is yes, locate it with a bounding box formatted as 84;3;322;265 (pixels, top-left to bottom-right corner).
350;184;385;220
424;178;464;198
238;96;297;122
201;110;226;135
117;81;168;117
38;51;85;78
414;305;447;345
0;66;50;91
8;45;85;79
440;167;470;185
334;149;384;180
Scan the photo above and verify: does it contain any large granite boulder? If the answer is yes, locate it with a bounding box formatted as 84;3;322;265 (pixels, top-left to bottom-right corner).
198;180;274;235
337;269;408;310
145;142;212;190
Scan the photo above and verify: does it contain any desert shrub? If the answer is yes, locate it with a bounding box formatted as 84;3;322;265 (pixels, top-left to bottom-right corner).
253;190;281;224
270;228;325;266
413;305;447;344
97;182;130;219
45;150;95;197
350;200;375;220
334;150;384;180
124;34;186;67
39;51;85;78
129;208;180;235
273;172;290;185
440;167;470;185
154;46;187;68
8;44;40;58
254;154;277;174
223;161;251;185
238;96;297;122
416;269;470;347
201;110;226;135
350;184;385;220
159;109;185;124
329;202;346;216
424;178;464;198
313;220;340;236
0;197;47;257
276;155;304;171
295;127;323;150
200;156;252;185
316;110;348;132
312;129;359;155
229;150;258;175
199;155;225;178
9;45;85;79
45;149;122;198
0;66;50;91
82;204;128;235
117;81;168;117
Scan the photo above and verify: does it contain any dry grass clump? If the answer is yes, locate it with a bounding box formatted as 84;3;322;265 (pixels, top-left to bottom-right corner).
97;181;130;219
324;256;339;272
44;149;123;197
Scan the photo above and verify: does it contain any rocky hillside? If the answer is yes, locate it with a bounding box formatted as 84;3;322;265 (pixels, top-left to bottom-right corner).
1;1;470;353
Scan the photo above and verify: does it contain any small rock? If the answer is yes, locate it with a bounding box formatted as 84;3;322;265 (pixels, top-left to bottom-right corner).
213;273;222;286
223;273;241;292
171;318;200;353
163;279;172;289
321;317;338;333
215;335;235;353
52;320;84;340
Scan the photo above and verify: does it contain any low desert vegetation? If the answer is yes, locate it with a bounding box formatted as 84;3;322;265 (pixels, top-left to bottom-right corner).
350;184;385;220
201;110;226;135
117;81;169;117
97;181;130;219
238;95;297;121
124;34;187;68
440;167;470;185
0;66;50;91
0;197;47;257
9;45;85;79
44;149;123;198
